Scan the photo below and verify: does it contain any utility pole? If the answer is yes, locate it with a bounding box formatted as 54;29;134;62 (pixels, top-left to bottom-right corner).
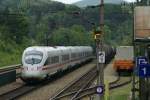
96;0;104;99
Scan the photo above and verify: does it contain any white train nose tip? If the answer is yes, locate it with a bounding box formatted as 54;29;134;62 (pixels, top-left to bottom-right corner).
21;71;45;79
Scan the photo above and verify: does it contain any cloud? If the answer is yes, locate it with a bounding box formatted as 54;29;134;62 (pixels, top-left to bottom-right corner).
124;0;136;2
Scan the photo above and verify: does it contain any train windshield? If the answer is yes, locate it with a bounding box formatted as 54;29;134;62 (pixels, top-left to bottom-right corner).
24;50;43;65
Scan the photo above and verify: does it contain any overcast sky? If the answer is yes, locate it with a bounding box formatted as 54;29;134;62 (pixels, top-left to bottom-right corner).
52;0;81;4
52;0;137;4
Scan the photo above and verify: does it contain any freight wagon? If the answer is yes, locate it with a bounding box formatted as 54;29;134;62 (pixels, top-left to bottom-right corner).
113;46;134;72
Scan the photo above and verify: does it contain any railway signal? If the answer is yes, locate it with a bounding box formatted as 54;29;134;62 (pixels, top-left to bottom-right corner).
93;30;102;40
96;86;104;95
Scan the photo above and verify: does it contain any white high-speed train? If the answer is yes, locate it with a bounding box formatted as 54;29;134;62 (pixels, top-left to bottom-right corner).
21;46;93;82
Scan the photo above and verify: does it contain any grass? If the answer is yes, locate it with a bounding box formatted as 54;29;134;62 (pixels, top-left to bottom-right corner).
110;95;128;100
109;83;132;100
0;51;21;67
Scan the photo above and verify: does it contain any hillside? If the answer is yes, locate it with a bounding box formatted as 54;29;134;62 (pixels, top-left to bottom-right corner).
0;0;133;66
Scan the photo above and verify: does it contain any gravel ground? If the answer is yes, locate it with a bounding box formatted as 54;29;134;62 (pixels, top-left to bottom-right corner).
91;60;117;86
17;62;96;100
0;79;24;95
104;60;118;83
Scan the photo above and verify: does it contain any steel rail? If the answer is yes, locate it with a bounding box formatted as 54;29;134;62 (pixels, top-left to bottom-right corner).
50;66;97;100
72;74;121;100
0;85;36;100
109;77;132;89
50;72;131;100
0;78;55;100
74;76;132;100
0;64;21;73
71;68;97;100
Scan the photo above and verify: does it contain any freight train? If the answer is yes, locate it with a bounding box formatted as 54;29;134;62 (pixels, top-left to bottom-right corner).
21;45;115;83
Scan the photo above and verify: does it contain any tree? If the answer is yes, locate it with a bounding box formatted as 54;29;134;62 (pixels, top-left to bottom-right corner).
138;0;150;5
49;25;93;46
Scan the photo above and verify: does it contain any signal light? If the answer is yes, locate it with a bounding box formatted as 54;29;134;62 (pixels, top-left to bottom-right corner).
93;30;102;40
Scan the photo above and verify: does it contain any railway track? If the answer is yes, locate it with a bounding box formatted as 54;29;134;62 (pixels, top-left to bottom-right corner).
50;66;97;100
76;76;132;100
0;71;67;100
109;76;132;90
50;70;131;100
0;85;35;100
0;76;57;100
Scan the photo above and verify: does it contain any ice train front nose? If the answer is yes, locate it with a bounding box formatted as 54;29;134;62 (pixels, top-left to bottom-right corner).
21;49;46;82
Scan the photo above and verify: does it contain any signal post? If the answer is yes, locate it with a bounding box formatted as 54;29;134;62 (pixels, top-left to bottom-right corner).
95;0;105;99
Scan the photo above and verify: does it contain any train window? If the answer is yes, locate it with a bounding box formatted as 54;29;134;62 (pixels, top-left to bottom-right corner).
86;52;88;56
24;50;43;65
79;52;82;57
44;57;51;65
25;50;43;56
62;54;69;61
82;52;84;57
51;56;59;64
85;52;89;56
71;53;76;58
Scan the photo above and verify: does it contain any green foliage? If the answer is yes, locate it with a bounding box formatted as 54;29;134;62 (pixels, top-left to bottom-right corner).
50;25;93;46
0;13;29;44
0;51;21;67
0;40;22;66
140;0;149;5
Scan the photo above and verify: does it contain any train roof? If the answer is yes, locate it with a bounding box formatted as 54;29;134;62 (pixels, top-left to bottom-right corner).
24;46;93;53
